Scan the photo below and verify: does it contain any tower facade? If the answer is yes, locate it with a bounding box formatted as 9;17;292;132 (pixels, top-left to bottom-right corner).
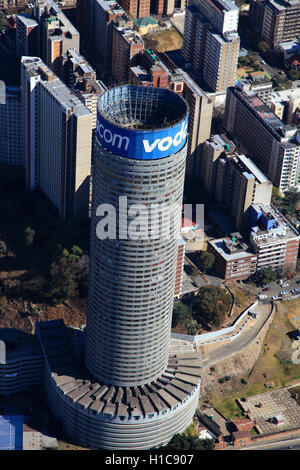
86;85;188;387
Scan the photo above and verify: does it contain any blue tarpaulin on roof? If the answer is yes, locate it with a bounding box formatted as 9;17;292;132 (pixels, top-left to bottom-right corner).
0;415;23;450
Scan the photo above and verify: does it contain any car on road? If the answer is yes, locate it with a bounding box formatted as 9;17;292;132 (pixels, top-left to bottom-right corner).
258;294;268;299
280;290;289;296
291;288;300;295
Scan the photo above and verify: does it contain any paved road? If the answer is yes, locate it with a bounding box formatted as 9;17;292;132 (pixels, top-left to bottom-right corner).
202;302;272;367
242;436;300;451
251;52;279;78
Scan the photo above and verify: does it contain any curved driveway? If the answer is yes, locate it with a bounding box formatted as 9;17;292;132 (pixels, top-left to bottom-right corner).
202;302;273;367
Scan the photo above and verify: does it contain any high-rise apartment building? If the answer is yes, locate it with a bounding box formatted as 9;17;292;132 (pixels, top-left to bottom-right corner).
16;14;38;58
21;57;92;223
175;69;214;178
35;85;202;450
62;49;107;130
182;0;240;93
33;0;80;76
224;86;300;192
249;0;300;47
0;86;22;167
201;135;273;231
112;24;144;83
118;0;150;18
237;72;273;107
93;0;131;72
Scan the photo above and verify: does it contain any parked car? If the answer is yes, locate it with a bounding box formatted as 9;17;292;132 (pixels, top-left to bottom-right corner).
258;294;268;299
272;295;282;300
280;290;289;296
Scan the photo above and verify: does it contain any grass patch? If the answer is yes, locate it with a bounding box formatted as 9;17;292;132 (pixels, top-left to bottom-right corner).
143;28;183;52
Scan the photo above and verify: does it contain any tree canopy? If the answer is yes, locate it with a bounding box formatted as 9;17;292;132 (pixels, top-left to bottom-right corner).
194;285;231;327
197;251;215;273
157;434;215;450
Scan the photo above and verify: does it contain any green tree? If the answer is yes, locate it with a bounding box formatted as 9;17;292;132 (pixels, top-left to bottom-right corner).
259;267;276;285
193;285;231;327
258;41;269;54
157;433;215;450
44;245;87;305
197;251;215;273
172;301;192;328
281;188;300;215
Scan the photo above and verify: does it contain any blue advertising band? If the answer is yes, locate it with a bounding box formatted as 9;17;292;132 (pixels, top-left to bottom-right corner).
96;112;189;160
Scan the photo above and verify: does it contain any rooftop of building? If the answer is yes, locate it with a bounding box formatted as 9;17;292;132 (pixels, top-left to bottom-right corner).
272;86;300;103
114;24;144;44
0;328;42;362
16;14;38;27
134;16;158;28
21;57;91;117
233;87;299;140
229;153;270;184
250;203;300;245
206;133;235;151
98;85;187;130
267;0;300;12
36;0;79;37
209;235;255;261
205;0;239;13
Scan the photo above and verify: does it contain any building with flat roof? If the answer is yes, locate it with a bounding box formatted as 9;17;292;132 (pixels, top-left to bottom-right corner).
237;72;273;107
93;0;131;73
249;203;300;273
201;134;273;232
208;235;257;281
224;86;300;192
249;0;300;47
21;56;92;223
62;48;107;130
0;329;44;396
175;68;214;178
112;24;144;83
129;49;169;88
16;14;38;58
182;1;240;93
33;0;80;77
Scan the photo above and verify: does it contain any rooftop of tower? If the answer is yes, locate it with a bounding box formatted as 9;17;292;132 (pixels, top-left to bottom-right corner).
97;85;188;131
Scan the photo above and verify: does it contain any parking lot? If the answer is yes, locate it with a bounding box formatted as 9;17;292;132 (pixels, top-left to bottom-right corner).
256;278;300;302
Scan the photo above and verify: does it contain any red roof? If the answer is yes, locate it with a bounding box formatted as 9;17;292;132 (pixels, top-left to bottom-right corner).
181;218;196;228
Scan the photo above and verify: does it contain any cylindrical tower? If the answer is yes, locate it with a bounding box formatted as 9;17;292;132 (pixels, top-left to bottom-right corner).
85;85;189;387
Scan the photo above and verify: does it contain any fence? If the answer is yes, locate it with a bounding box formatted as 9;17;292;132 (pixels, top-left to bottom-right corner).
171;301;258;346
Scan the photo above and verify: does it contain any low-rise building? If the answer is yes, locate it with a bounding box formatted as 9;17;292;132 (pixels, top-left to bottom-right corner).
208;234;257;281
249;203;300;274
